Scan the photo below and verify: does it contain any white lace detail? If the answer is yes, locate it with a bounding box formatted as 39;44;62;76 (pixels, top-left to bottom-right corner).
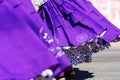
35;0;47;6
31;0;47;10
41;69;56;80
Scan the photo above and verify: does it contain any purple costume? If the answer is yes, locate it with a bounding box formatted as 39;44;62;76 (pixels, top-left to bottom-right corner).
0;0;71;79
37;0;120;65
39;0;98;47
71;0;120;42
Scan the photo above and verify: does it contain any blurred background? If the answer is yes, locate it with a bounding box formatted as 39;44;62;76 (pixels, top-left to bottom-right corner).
91;0;120;29
90;0;120;49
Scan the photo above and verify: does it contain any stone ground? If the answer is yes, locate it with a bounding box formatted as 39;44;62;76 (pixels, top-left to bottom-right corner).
67;42;120;80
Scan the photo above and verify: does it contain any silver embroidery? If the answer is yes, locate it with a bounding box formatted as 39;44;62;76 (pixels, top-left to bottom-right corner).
55;47;65;58
55;49;65;58
76;33;88;43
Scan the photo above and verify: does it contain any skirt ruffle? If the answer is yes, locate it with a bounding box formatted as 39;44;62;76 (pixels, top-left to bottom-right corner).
38;0;120;65
39;0;98;47
62;37;111;65
71;0;120;42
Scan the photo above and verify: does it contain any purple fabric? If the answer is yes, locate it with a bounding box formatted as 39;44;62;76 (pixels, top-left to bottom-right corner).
52;0;105;35
39;0;97;47
0;0;60;79
71;0;120;42
22;0;71;77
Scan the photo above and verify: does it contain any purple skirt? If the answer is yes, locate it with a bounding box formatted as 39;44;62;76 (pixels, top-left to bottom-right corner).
71;0;120;42
37;0;120;65
0;0;71;79
39;0;98;47
23;0;72;77
52;0;105;34
38;0;98;64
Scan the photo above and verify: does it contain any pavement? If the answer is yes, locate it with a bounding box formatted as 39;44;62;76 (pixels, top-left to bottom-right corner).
68;42;120;80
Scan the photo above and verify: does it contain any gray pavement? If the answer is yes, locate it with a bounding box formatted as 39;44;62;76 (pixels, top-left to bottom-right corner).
69;42;120;80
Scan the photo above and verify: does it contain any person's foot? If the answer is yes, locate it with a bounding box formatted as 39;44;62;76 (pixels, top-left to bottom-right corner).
64;66;76;77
